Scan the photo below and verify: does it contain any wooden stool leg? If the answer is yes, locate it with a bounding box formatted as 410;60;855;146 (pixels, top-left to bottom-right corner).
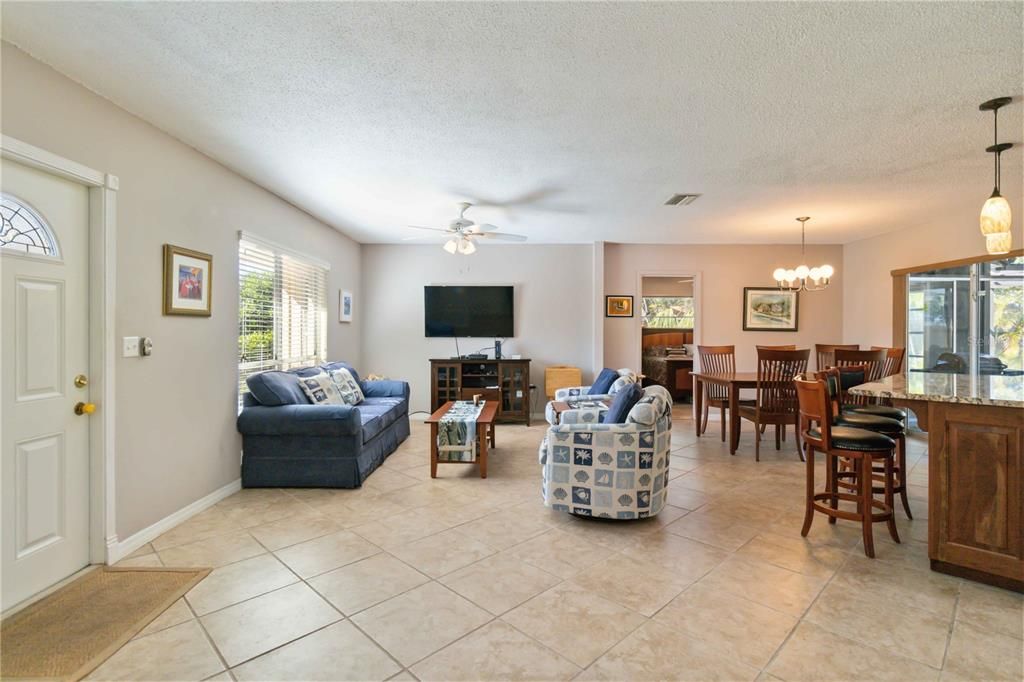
860;455;875;558
801;445;815;537
885;455;901;543
897;434;913;519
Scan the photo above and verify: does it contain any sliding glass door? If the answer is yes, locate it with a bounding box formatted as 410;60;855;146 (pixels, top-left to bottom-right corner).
906;256;1023;374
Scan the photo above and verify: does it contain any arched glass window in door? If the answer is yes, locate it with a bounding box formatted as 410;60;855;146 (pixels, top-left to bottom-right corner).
0;193;60;257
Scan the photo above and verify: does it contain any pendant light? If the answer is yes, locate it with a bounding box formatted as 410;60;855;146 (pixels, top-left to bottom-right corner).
979;97;1014;254
772;217;833;292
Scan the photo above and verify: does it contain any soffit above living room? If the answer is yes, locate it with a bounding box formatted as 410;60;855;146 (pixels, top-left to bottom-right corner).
3;2;1021;245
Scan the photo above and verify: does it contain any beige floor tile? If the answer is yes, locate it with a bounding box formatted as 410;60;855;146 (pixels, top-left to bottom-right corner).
455;510;552;550
571;553;691;616
362;468;423;494
388;528;496;578
152;507;244;551
387;672;417;681
220;498;311;529
654;582;797;668
309;553;430;615
115;553;164;568
352;582;491;666
944;620;1024;681
186;553;299;615
828;554;959;619
124;543;156;559
411;620;579;681
85;620;224;681
579;620;759;681
439;552;562;615
624;531;729;581
502;582;646;668
274;529;380;579
736;531;849;578
665;510;762;551
327;497;413;529
765;513;863;549
134;598;194;639
955;582;1023;640
350;512;451;548
247;511;342;551
158;531;266;568
232;620;400;681
806;582;952;668
665;485;713;510
557;516;649;551
203;672;235;681
767;622;940;682
506;528;614;579
200;582;341;667
697;555;826;617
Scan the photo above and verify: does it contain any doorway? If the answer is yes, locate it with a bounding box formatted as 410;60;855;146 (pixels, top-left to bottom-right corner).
638;276;696;403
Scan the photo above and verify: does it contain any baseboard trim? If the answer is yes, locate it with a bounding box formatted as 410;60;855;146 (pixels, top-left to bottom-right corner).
107;478;241;564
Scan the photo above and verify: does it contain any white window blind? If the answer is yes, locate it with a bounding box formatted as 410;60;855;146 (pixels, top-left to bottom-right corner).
238;234;329;406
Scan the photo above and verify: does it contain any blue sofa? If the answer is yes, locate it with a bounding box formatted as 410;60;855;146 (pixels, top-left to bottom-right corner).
236;362;410;488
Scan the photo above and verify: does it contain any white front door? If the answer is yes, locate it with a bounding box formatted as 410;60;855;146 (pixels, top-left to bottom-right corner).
1;158;91;611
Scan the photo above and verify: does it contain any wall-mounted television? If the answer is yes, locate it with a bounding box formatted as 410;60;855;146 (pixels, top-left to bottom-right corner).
424;285;514;338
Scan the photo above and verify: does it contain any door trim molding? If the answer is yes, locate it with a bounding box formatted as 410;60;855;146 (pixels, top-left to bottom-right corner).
2;135;119;565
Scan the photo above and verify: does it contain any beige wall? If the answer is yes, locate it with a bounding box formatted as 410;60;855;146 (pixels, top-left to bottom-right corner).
1;44;362;539
604;243;844;371
642;277;694;297
361;244;594;413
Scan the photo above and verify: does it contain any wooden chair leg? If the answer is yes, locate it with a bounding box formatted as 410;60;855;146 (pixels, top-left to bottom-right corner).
782;424;787;442
701;398;710;436
885;456;901;543
754;419;761;462
775;424;781;451
897;434;912;519
719;405;726;442
801;445;815;537
860;455;875;558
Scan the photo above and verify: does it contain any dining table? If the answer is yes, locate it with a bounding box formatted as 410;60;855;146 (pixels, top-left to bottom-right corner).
691;370;759;454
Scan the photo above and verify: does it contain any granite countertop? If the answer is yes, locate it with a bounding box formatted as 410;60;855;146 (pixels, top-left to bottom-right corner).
849;372;1024;408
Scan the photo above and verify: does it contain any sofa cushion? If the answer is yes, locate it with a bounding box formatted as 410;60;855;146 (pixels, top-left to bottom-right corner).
590;368;618;395
358;401;405;443
603;382;644;424
246;368;318;406
322;361;362;385
329;367;365;405
299;371;346;406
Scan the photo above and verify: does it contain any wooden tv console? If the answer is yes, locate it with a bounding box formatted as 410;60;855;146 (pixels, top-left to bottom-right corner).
429;358;531;425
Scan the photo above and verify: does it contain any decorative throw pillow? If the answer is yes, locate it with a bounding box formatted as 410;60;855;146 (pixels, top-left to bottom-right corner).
589;368;618;395
329;367;365;406
602;382;644;424
298;371;345;405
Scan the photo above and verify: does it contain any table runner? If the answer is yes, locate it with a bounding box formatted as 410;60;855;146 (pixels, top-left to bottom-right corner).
437;400;485;462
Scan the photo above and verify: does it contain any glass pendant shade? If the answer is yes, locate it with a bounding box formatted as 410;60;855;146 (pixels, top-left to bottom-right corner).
457;238;476;255
795;265;810;279
820;264;834;279
772;268;786;281
443;239;458;254
985;231;1012;255
980;193;1012;235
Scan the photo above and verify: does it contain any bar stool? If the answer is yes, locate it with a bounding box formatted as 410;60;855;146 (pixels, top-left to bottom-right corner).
826;366;913;519
795;375;900;557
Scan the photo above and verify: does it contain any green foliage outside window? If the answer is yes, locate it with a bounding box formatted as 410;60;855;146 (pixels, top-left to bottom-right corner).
239;271;274;362
642;296;694;329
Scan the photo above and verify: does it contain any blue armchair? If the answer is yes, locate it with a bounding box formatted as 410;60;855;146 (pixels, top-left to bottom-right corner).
237;362;410;488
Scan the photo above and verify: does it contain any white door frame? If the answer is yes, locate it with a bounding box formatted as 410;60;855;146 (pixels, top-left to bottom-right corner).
634;268;703;374
1;135;118;565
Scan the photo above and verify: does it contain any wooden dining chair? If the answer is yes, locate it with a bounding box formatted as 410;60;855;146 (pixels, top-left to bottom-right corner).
756;345;796;350
871;346;906;377
815;343;859;371
833;348;887;405
697;345;736;442
737;348;809;461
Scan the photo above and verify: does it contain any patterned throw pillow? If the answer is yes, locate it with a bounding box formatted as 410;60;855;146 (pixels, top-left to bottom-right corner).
298;371;345;405
329;367;365;406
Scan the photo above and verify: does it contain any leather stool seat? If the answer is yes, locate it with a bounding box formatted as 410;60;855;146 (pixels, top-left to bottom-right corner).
835;412;904;436
808;426;895;452
843;404;907;421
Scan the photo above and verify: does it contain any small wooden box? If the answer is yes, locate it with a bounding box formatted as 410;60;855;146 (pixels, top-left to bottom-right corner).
545;365;582;399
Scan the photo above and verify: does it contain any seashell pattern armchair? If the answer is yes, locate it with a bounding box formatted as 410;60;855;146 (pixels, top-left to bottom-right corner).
539;385;672;519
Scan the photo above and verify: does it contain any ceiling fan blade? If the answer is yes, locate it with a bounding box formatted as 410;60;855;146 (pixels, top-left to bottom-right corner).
401;234;446;241
478;233;528;242
407;225;450;232
473;223;499;232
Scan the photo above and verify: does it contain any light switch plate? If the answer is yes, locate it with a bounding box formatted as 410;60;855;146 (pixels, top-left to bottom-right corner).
122;336;140;357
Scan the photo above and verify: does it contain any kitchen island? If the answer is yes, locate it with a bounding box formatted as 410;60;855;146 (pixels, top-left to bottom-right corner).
851;372;1023;592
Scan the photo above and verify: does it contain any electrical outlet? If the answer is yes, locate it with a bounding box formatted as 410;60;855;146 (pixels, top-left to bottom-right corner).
122;336;140;357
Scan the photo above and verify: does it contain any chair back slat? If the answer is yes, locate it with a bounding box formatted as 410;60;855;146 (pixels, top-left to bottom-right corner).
871;346;906;377
756;345;796;350
813;368;843;417
815;343;859;371
755;348;810;416
833;348;886;382
698;345;735;401
795;376;831;449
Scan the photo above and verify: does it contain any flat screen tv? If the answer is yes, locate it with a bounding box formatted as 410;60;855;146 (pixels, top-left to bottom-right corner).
424;285;514;337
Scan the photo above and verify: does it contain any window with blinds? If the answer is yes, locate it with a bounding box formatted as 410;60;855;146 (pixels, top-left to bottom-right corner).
238;234;329;406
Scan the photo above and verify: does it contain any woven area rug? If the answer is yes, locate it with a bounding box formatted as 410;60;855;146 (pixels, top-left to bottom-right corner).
1;566;210;681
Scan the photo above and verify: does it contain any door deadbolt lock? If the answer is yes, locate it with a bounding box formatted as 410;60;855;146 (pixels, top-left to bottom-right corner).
74;374;88;388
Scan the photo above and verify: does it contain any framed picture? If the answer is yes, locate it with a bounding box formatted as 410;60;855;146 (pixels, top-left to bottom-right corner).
742;287;798;331
339;290;353;323
605;295;634;318
163;244;212;316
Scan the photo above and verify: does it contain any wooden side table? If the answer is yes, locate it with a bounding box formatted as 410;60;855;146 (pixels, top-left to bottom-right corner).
426;401;498;479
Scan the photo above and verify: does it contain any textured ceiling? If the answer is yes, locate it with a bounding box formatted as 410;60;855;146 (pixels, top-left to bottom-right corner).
3;2;1022;244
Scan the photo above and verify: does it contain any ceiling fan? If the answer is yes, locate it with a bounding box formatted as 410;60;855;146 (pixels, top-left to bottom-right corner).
404;202;528;255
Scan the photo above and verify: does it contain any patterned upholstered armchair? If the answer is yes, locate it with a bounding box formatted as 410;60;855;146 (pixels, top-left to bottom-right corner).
539;385;672;519
552;368;638;402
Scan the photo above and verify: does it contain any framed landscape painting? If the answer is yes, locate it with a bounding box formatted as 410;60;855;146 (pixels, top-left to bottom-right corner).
163;244;212;316
742;287;798;331
605;295;634;318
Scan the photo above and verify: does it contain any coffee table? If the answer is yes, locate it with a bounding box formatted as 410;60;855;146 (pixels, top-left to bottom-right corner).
427;401;498;479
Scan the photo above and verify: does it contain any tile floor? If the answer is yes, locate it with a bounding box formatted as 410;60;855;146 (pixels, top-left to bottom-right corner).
96;408;1023;681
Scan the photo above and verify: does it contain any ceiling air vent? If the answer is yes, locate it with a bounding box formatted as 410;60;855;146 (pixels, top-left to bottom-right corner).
664;193;701;206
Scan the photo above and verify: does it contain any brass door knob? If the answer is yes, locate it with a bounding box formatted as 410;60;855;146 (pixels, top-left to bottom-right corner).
74;374;88;388
74;402;96;416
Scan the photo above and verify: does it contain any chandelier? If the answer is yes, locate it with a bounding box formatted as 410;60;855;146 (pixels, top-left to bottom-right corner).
979;97;1014;255
772;217;833;292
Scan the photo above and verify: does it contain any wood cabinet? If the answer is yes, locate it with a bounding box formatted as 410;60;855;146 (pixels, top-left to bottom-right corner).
429;359;531;425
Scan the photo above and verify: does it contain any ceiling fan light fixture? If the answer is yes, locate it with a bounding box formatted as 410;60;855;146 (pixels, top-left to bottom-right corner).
443;239;458;254
457;238;476;255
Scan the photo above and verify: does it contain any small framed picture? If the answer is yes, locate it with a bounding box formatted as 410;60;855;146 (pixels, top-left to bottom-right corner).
163;244;212;316
742;287;799;331
605;295;634;318
340;290;353;322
